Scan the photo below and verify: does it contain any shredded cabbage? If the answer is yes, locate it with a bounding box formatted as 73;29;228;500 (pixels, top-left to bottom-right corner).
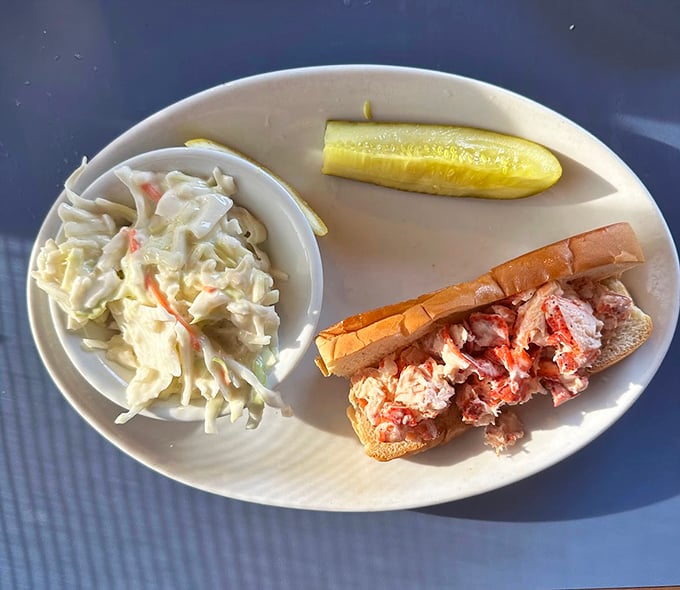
34;161;288;432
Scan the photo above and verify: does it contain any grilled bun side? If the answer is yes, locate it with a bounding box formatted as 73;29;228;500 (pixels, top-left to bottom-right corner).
316;223;646;378
590;278;653;373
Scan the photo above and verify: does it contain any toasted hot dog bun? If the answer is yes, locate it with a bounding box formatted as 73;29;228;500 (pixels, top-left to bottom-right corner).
589;277;653;373
315;223;652;461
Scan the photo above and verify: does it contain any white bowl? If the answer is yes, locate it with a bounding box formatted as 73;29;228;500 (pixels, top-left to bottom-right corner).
47;146;324;422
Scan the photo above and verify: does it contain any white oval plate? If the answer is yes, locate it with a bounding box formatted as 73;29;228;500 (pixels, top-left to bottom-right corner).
28;65;679;511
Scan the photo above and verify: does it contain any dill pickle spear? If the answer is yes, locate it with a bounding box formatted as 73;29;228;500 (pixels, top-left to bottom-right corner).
185;138;328;236
321;121;562;199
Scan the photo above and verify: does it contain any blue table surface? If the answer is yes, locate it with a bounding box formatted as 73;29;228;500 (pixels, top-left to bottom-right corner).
2;1;679;589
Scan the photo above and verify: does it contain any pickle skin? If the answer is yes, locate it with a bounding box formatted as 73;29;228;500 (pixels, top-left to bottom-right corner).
322;121;563;199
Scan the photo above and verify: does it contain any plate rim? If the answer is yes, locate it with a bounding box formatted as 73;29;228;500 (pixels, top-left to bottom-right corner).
26;64;680;512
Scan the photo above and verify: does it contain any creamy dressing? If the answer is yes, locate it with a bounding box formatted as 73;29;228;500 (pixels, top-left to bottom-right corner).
34;163;288;433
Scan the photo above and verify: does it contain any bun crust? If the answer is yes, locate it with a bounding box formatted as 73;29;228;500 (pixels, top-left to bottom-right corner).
316;223;645;378
314;223;652;461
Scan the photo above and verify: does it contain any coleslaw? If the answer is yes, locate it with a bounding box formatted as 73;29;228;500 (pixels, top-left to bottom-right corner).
33;159;290;433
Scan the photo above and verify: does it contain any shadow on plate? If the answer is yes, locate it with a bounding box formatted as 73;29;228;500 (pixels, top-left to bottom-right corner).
407;378;621;469
519;151;618;207
412;340;680;521
280;347;358;439
406;424;535;469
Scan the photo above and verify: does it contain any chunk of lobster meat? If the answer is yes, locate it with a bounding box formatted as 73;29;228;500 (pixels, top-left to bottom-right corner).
543;293;603;373
394;359;456;420
486;345;533;381
456;381;498;426
449;323;471;349
468;309;512;349
575;279;633;334
350;353;400;426
395;345;430;371
421;328;473;380
514;281;563;349
543;371;590;406
484;409;525;453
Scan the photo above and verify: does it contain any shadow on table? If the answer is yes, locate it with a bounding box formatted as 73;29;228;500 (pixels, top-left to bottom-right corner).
414;336;680;521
